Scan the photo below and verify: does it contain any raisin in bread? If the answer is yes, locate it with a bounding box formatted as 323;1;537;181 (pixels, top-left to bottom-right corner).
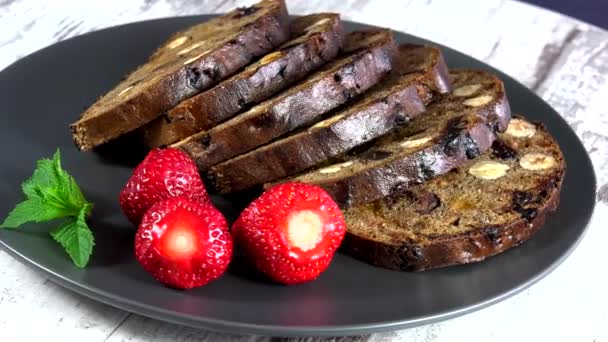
342;117;564;271
71;0;290;151
142;13;344;147
172;30;396;170
277;70;512;207
208;44;451;193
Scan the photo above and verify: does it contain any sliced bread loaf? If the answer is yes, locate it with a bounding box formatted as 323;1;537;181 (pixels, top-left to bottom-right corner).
342;117;564;271
278;70;512;207
172;30;396;170
208;44;451;193
141;13;344;147
71;0;290;151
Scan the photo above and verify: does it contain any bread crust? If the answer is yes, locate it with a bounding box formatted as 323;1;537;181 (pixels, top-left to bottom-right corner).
173;30;396;170
71;0;290;151
277;70;511;207
342;165;564;271
141;13;345;147
341;117;565;271
208;44;451;193
309;116;498;207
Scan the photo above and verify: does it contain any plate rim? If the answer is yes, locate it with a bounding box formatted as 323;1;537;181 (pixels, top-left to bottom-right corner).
0;219;594;337
0;14;598;337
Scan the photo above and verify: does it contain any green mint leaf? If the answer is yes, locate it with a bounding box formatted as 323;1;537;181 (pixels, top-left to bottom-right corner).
22;158;59;200
2;148;95;268
62;170;89;210
18;149;89;218
50;204;94;268
0;198;75;228
51;149;89;210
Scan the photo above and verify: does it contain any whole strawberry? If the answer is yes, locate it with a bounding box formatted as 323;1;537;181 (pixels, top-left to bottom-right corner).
120;148;209;225
232;182;346;285
135;197;232;289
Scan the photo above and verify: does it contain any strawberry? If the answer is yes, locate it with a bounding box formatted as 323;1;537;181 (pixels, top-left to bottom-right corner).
120;147;209;225
232;182;346;285
135;197;232;289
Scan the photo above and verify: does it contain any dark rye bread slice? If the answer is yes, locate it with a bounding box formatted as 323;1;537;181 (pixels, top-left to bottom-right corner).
141;13;344;147
172;30;396;170
281;69;512;207
342;117;565;271
70;0;290;151
208;44;451;193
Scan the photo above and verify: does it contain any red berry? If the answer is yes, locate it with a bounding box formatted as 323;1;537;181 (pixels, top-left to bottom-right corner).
135;197;233;289
120;148;209;225
232;182;346;285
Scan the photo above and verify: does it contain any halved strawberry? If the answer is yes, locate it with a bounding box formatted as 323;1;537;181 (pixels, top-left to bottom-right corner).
135;197;232;289
120;148;209;225
232;182;346;285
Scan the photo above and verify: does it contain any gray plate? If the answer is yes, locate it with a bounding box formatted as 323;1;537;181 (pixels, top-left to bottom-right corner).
0;16;596;337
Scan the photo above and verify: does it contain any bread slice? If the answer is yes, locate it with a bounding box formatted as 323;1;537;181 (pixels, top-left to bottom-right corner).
172;30;396;170
279;70;512;207
208;44;451;193
141;13;344;147
342;117;564;271
70;0;290;151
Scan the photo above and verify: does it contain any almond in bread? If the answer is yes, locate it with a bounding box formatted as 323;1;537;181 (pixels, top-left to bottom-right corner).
276;70;512;207
342;117;564;271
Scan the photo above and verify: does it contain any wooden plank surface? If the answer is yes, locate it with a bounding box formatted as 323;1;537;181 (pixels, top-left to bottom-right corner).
0;0;607;341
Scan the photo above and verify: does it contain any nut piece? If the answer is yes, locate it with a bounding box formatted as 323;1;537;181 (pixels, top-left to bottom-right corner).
463;94;494;107
117;85;133;96
313;114;346;128
178;42;206;56
505;118;536;138
519;153;556;171
318;161;354;174
401;136;432;149
453;84;482;97
450;197;475;211
468;160;510;180
183;51;209;65
259;51;284;65
304;18;332;32
167;36;189;49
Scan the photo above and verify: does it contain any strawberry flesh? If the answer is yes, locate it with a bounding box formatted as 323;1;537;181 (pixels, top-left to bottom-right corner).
157;210;202;260
135;197;232;289
232;182;346;285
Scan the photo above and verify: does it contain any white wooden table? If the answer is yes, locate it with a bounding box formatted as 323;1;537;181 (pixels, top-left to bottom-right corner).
1;0;607;341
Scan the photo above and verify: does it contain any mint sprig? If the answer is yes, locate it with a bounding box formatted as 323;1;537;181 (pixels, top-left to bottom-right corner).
1;149;95;268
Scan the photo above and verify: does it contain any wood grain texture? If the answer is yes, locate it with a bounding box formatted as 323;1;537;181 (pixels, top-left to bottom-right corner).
103;315;269;342
0;250;128;340
0;0;607;341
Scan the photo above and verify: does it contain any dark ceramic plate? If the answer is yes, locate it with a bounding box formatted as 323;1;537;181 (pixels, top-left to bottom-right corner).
0;16;596;337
